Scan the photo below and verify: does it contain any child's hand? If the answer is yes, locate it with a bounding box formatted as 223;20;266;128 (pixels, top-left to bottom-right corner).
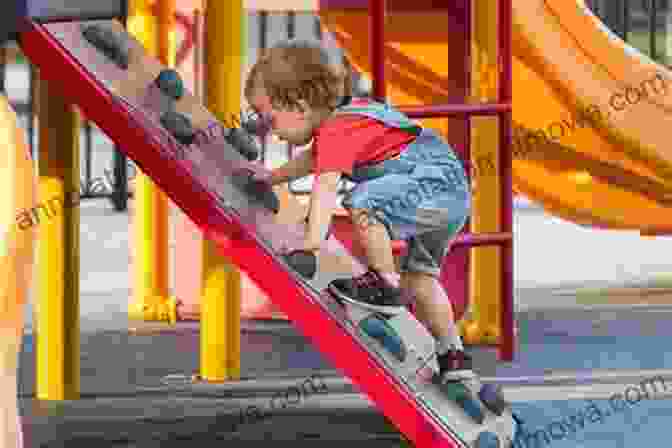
277;241;320;256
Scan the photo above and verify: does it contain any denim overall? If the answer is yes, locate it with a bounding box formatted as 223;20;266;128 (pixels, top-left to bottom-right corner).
336;99;471;276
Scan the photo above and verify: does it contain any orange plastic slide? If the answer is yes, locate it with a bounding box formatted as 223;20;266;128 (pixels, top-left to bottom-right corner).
0;93;35;448
319;0;672;234
0;93;36;334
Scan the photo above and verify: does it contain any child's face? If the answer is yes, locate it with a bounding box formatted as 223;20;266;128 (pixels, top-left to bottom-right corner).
248;89;315;146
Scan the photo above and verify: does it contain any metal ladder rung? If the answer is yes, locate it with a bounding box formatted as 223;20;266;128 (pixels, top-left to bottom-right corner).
398;102;511;118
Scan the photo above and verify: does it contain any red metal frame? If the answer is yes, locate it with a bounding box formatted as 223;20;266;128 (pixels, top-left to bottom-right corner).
19;19;463;448
397;103;510;118
368;0;514;361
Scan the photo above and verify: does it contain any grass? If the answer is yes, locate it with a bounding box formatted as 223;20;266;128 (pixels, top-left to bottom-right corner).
549;270;672;305
568;273;672;305
645;272;672;288
626;30;671;65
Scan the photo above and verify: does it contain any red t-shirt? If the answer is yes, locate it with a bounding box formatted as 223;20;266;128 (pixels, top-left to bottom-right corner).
312;104;417;176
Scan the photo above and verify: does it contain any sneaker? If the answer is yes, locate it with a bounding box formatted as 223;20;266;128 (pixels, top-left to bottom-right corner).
437;349;476;381
328;270;408;315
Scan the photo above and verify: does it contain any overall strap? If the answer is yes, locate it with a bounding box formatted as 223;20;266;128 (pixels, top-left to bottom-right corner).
333;99;422;135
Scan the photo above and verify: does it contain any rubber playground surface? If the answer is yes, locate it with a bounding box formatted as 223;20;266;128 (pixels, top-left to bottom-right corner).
12;196;672;447
18;305;672;447
8;0;672;444
17;200;672;446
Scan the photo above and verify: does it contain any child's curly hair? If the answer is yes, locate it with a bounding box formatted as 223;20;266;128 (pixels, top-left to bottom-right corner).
244;38;353;112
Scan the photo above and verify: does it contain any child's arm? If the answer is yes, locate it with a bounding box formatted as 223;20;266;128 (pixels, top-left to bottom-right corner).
269;148;314;185
303;171;342;251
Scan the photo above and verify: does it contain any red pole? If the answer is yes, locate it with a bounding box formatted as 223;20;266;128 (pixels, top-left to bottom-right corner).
157;0;176;66
175;12;195;68
370;0;386;101
438;1;471;339
498;0;514;362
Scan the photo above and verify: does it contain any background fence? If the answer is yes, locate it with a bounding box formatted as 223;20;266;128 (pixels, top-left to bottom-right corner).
0;3;669;211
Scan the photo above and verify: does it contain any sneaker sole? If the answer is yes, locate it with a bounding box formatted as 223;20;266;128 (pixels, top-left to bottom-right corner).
328;285;407;316
440;369;478;382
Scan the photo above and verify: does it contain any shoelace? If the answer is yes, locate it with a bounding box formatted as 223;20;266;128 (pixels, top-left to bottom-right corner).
354;271;381;289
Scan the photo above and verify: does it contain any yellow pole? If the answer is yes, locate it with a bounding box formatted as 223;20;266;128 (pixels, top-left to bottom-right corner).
127;0;175;323
461;0;502;344
200;0;244;381
35;70;80;400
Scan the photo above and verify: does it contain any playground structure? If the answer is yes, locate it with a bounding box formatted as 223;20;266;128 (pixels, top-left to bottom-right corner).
15;1;517;443
2;0;672;443
0;1;516;445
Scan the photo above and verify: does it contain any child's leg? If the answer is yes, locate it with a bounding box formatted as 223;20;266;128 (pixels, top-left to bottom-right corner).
343;213;472;378
350;209;400;287
399;231;463;352
398;228;474;379
328;208;407;313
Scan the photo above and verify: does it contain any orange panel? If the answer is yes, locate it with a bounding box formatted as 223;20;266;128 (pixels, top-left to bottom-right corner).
319;0;672;233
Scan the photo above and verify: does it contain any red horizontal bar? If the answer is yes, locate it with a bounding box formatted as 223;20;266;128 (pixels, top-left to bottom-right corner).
452;232;512;248
397;103;511;118
320;0;450;10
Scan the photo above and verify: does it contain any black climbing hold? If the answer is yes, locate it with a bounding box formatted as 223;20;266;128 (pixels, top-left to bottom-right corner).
160;111;196;146
224;128;259;161
81;24;129;69
284;250;317;279
155;69;184;100
241;116;271;137
231;168;280;214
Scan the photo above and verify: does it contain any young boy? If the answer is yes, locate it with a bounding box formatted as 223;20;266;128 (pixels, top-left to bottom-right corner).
244;39;473;381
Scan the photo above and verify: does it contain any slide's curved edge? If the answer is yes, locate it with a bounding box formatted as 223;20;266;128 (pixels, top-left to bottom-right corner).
319;2;672;234
513;0;672;184
545;0;672;113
